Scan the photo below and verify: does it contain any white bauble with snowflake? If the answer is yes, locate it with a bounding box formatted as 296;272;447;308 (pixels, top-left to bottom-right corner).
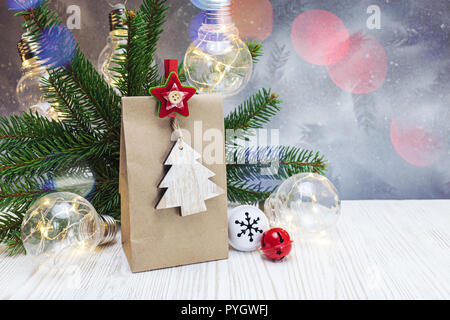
228;205;269;252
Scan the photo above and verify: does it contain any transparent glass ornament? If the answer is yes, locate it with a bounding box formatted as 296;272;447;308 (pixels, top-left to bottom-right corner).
98;4;127;88
184;0;253;97
264;173;341;235
21;192;117;257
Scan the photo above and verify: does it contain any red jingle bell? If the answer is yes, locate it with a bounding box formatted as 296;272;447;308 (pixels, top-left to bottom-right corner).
260;228;293;260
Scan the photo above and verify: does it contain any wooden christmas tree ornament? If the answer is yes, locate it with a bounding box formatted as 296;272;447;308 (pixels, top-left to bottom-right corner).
156;139;224;216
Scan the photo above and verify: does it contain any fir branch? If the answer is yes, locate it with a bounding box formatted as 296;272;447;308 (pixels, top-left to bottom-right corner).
267;42;290;82
113;10;139;96
0;189;48;199
226;146;327;204
178;60;187;84
0;113;54;151
142;0;169;92
224;89;281;131
227;183;273;204
0;139;115;181
0;216;21;235
246;39;264;64
227;145;327;181
19;2;62;40
4;234;25;256
0;113;117;217
42;68;100;137
67;51;122;135
0;176;52;212
89;182;121;218
0;213;25;256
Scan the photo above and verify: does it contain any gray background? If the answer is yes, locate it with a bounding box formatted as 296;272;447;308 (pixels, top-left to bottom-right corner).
0;0;449;200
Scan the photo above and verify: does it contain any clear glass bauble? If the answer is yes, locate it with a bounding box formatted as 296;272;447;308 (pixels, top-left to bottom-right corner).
21;192;105;256
264;173;341;235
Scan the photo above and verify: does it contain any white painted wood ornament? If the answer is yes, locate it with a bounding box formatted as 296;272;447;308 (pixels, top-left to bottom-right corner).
156;139;224;216
150;59;224;216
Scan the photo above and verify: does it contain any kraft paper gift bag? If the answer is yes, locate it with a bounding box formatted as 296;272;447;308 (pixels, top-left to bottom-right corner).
120;95;229;273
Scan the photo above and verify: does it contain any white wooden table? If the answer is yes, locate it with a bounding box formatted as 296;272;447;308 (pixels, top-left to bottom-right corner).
1;200;449;300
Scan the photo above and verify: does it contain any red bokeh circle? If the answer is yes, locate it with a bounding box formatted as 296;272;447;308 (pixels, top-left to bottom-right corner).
327;32;388;94
390;120;442;167
291;9;350;66
231;0;273;41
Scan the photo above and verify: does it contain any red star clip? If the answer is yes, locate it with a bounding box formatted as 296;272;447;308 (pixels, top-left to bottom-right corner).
149;59;196;118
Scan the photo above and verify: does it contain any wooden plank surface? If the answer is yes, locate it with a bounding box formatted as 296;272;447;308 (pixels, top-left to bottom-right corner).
0;200;449;300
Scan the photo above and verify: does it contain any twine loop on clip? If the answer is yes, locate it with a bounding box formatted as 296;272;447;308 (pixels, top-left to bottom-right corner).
171;117;184;150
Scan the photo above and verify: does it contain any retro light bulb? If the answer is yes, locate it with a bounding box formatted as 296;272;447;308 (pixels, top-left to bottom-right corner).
98;3;127;88
16;33;58;120
184;0;253;97
21;192;117;256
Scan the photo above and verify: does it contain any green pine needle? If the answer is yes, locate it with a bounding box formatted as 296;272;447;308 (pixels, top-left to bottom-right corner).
227;183;274;205
246;39;264;64
0;212;25;255
224;88;281;131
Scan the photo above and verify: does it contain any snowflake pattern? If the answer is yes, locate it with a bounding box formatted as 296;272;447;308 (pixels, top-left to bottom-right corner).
235;212;263;242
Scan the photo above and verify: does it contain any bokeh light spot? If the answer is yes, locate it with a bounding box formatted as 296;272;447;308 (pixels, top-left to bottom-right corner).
390;120;442;167
190;0;216;10
291;9;350;66
45;166;96;198
188;12;204;42
7;0;44;11
231;0;273;41
327;32;388;94
38;25;76;69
